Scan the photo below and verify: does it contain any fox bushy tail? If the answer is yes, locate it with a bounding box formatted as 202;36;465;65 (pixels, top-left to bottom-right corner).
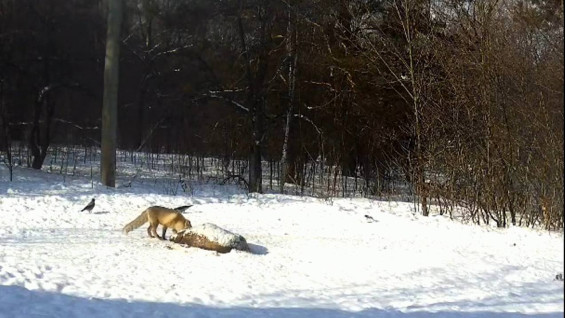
122;210;148;234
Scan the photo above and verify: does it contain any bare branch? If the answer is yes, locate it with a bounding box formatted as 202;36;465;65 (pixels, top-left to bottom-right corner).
205;91;250;113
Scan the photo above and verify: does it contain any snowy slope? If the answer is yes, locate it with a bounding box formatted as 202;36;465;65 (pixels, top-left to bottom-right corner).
0;166;563;318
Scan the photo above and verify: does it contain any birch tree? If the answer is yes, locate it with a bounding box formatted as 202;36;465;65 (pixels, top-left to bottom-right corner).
279;2;298;193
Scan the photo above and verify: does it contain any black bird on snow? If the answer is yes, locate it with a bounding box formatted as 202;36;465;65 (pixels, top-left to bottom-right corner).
81;198;95;212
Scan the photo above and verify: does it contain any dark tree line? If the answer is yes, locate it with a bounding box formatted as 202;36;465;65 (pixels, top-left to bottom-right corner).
0;0;562;229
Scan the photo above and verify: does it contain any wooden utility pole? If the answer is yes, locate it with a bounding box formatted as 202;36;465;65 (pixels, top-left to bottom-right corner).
101;0;122;187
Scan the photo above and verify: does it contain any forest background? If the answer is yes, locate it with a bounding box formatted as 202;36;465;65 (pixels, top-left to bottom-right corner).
0;0;563;229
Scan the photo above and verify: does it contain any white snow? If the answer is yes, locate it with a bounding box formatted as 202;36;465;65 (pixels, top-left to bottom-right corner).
0;165;563;318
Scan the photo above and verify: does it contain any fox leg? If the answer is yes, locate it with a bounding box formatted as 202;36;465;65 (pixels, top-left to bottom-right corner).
146;221;162;239
150;225;162;240
161;226;168;239
146;225;161;239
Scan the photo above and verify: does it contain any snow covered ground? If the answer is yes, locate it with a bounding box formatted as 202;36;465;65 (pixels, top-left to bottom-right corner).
0;165;563;317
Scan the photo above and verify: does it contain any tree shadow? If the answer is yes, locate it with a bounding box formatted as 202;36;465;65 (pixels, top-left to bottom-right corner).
0;285;561;318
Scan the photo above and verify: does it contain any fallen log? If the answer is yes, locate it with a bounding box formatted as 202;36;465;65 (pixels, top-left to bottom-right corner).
170;223;249;253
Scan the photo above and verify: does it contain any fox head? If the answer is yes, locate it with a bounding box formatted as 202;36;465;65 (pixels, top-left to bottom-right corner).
184;219;192;229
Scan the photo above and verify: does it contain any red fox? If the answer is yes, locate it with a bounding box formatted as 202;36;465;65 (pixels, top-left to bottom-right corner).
122;206;192;240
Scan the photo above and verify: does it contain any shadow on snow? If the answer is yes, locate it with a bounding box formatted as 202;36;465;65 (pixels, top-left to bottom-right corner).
0;285;561;318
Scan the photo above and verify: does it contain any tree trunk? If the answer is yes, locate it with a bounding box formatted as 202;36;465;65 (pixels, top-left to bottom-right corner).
237;4;269;194
30;91;54;170
280;107;292;192
279;5;298;193
249;135;262;193
249;92;266;193
401;0;428;216
0;80;13;181
101;0;122;187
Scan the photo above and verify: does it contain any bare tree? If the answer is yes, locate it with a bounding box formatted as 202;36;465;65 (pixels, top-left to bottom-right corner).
421;0;563;227
343;0;438;215
280;2;298;193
